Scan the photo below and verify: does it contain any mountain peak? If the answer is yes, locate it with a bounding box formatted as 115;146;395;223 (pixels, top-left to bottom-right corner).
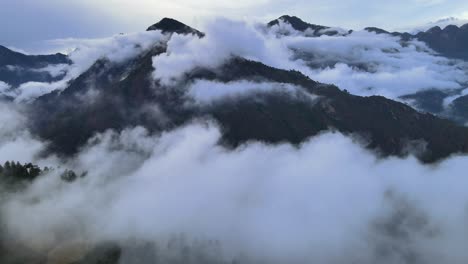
268;15;328;32
364;27;390;34
146;17;204;37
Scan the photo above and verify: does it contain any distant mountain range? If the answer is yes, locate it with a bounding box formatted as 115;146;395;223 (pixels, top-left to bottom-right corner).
1;16;468;164
0;45;70;88
269;15;468;60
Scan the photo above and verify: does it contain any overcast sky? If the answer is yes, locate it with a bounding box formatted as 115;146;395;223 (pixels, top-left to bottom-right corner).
1;0;468;53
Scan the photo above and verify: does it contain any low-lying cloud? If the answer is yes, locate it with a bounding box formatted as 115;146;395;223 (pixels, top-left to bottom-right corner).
1;102;468;263
282;30;468;100
4;17;468;112
150;18;468;113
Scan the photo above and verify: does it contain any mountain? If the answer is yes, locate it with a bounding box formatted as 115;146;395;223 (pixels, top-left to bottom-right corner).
267;15;351;36
268;15;329;32
147;17;204;37
415;24;468;59
0;45;69;68
0;45;70;87
25;17;468;163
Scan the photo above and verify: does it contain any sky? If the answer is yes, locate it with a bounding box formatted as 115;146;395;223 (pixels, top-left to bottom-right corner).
1;0;468;52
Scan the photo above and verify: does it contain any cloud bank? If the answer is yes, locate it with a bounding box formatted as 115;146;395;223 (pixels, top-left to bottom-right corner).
1;102;468;263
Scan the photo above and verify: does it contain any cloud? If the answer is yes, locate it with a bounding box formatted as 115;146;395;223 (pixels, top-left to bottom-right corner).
1;114;468;262
4;31;167;102
0;103;49;163
152;18;296;86
151;18;468;111
266;27;468;104
0;81;10;93
186;80;316;104
2;16;468;262
4;17;468;109
408;17;468;32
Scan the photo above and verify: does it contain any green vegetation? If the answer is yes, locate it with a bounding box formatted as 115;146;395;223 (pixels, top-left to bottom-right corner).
0;161;82;186
0;161;43;183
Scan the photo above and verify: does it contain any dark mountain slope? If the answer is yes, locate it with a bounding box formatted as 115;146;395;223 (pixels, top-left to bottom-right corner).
415;24;468;59
31;45;171;155
188;58;468;162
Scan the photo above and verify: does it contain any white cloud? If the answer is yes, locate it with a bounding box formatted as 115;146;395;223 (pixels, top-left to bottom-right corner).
152;19;468;109
152;18;296;86
270;28;468;101
187;80;316;104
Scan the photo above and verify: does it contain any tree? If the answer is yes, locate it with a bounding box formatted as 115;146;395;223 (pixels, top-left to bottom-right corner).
61;169;78;182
